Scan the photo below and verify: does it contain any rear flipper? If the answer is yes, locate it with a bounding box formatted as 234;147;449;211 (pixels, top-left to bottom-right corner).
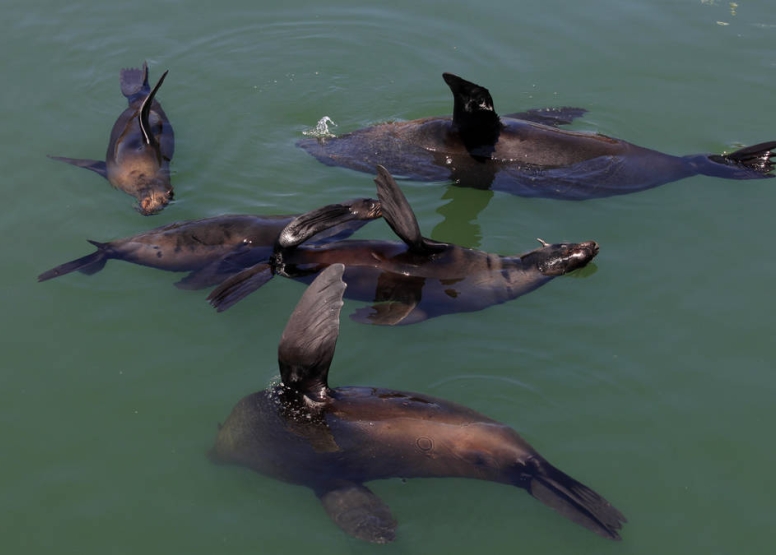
38;240;109;282
120;61;151;104
317;483;397;544
47;155;108;179
206;263;274;312
517;457;626;540
705;141;776;178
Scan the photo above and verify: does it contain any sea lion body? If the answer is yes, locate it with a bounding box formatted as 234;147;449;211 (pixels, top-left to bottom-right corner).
50;62;176;214
213;384;546;488
273;237;597;325
209;166;597;323
38;198;382;289
298;74;775;200
210;264;626;543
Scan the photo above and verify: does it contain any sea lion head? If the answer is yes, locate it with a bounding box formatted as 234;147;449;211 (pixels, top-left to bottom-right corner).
136;182;174;215
344;197;382;220
523;239;599;276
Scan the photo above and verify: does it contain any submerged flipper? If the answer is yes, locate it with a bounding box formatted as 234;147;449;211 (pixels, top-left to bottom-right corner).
349;270;425;326
206;263;274;312
709;140;776;175
175;245;274;291
47;156;108;179
38;240;109;282
374;165;446;255
517;457;626;540
317;483;397;544
276;264;346;402
503;107;588;127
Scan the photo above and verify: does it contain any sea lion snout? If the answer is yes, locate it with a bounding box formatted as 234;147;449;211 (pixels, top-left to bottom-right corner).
347;197;382;220
528;240;599;276
137;187;174;215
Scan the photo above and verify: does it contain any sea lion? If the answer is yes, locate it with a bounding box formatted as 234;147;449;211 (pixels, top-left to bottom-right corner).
209;264;626;543
297;73;776;200
49;62;176;214
208;166;598;324
37;198;381;290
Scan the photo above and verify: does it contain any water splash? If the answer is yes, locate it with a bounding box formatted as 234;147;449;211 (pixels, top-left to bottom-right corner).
302;116;337;138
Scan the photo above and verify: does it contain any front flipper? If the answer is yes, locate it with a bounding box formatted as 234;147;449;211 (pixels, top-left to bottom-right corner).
350;270;425;325
206;262;274;312
502;107;588;127
317;483;397;544
47;156;108;179
278;198;381;249
374;165;447;255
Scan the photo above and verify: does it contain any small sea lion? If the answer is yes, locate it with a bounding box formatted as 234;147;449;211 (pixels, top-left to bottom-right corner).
208;166;598;324
209;264;627;543
37;198;381;290
297;73;776;200
49;62;176;214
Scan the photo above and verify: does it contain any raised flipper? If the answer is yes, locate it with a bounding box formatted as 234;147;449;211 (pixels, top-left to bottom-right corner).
137;69;169;150
502;107;588;127
277;198;381;249
516;457;626;540
120;61;151;103
374;165;447;255
276;264;346;402
442;73;502;153
206;263;274;312
708;140;776;175
38;240;109;282
47;156;108;179
317;482;397;544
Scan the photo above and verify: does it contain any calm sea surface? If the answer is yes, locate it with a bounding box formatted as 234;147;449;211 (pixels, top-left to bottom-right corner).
3;1;775;554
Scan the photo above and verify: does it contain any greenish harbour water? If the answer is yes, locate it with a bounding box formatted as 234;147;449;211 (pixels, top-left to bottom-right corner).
2;1;775;553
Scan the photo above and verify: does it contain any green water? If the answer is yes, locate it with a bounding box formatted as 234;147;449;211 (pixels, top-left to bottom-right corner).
3;1;775;553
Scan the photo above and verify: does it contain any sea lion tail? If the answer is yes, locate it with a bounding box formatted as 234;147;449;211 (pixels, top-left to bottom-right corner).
518;457;626;540
37;240;109;282
706;141;776;177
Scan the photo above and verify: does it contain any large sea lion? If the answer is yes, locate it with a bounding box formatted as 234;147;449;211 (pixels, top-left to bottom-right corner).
208;166;598;324
209;264;626;543
49;62;176;214
298;73;776;200
37;198;381;290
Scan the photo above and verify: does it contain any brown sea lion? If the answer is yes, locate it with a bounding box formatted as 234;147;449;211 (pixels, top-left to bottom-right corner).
209;264;627;543
49;62;175;214
297;73;776;200
37;198;381;290
208;166;598;324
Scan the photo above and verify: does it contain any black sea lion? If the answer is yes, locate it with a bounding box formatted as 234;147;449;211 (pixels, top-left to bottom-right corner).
49;62;175;214
208;166;598;324
209;264;626;543
297;73;776;200
37;198;381;289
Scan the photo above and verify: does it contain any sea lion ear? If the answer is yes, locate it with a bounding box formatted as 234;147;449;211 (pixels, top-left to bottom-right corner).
277;264;347;401
374;166;446;255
